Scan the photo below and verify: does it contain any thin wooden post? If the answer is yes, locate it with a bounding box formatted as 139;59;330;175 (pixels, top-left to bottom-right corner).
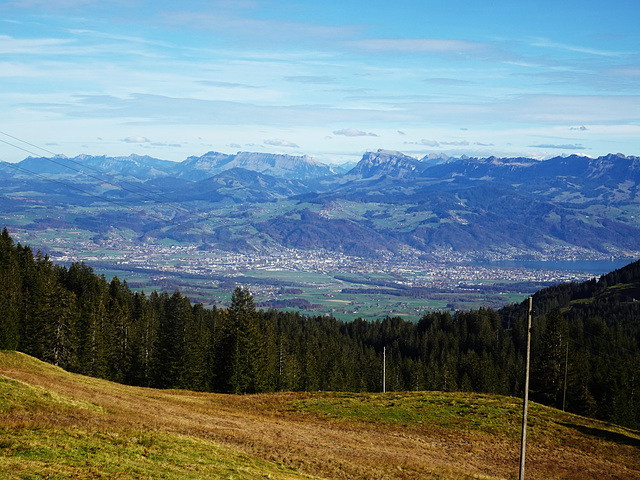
563;340;569;411
519;296;533;480
383;346;386;393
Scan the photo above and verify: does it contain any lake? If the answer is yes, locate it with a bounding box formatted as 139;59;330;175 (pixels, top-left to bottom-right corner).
477;258;637;275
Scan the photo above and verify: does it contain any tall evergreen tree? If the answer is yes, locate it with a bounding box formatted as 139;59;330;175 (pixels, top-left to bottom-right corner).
532;312;570;408
227;286;259;394
36;279;78;369
0;228;21;349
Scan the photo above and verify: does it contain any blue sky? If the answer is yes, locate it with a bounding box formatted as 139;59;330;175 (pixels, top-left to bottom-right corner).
1;0;639;164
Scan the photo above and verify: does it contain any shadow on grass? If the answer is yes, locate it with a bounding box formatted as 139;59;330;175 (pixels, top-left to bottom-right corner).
560;422;640;448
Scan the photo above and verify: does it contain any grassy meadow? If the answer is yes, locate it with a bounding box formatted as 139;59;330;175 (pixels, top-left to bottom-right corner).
1;351;639;479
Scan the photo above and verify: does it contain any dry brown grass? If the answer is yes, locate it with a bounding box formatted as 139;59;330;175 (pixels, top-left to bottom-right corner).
1;351;639;479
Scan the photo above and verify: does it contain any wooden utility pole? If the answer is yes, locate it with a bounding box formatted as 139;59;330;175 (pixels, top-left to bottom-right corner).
563;340;569;411
383;346;386;393
519;296;533;480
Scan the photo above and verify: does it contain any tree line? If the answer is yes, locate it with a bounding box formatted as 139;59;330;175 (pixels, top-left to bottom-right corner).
0;228;638;429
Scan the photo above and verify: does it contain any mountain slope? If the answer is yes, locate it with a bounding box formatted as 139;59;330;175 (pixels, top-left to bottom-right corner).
179;168;310;203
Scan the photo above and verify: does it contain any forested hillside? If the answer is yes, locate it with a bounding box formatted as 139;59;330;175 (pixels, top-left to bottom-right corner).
1;228;639;428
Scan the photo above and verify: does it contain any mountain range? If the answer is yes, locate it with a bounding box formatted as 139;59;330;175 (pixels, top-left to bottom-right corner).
2;149;639;260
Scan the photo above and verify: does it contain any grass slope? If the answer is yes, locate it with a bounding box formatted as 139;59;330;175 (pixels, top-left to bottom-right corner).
1;351;639;480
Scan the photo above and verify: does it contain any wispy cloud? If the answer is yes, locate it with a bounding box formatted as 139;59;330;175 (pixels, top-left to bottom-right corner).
47;93;410;126
6;0;104;9
150;141;182;148
347;38;489;54
528;143;586;150
2;2;638;162
423;77;475;86
406;139;470;147
608;66;640;77
284;75;336;84
0;34;73;54
160;10;356;44
531;39;626;57
199;80;260;89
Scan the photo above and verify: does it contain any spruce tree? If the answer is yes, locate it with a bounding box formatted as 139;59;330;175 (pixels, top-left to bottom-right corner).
227;286;259;394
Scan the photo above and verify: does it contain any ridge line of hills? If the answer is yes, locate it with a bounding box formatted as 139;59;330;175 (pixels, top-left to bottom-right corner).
2;149;640;259
8;148;639;182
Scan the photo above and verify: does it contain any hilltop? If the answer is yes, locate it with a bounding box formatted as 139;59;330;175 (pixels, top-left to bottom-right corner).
1;351;639;479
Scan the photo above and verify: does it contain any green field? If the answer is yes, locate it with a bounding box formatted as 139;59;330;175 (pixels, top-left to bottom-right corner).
93;265;527;320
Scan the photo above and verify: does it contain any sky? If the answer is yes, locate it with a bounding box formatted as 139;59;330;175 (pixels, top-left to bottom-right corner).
0;0;639;164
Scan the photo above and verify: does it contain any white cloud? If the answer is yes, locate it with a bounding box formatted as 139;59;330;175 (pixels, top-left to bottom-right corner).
264;139;299;148
122;136;150;143
333;128;378;137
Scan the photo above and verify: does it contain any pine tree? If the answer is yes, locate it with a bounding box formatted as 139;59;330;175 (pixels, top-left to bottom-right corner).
225;286;260;394
181;302;210;391
128;291;160;387
0;228;21;349
532;312;570;408
37;279;78;369
153;291;192;389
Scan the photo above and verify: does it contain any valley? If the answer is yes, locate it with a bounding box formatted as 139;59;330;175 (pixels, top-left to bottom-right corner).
5;222;628;320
